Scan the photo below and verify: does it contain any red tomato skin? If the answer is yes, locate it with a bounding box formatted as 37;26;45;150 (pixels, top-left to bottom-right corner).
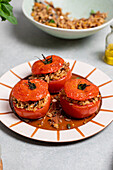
12;79;48;102
48;70;72;93
60;95;101;119
64;78;99;101
13;94;51;119
32;55;64;74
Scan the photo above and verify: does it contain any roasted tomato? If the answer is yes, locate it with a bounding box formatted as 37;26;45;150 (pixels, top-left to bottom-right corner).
48;70;72;93
12;79;51;119
60;78;101;119
32;55;64;74
31;55;72;93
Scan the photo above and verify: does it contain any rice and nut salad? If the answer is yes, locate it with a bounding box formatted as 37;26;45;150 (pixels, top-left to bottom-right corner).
31;1;107;29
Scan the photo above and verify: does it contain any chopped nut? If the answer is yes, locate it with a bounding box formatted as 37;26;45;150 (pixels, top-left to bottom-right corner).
53;123;59;129
65;118;71;122
83;119;87;124
52;99;57;102
60;16;64;19
59;119;62;123
47;23;56;27
59;115;63;118
49;16;52;19
41;121;44;126
45;75;49;83
69;103;73;105
47;112;52;117
25;119;30;123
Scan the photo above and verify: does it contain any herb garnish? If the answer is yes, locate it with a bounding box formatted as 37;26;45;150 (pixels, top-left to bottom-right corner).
49;19;55;23
67;124;71;129
78;83;90;90
28;79;36;90
90;9;96;15
46;5;50;10
43;55;52;64
0;0;17;24
34;0;39;2
36;54;53;65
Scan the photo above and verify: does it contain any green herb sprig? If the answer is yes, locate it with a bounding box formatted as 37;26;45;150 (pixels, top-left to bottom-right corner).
78;83;90;90
0;0;17;24
28;79;36;90
36;54;53;65
67;124;71;129
46;5;50;10
90;9;96;15
49;19;55;23
34;0;41;3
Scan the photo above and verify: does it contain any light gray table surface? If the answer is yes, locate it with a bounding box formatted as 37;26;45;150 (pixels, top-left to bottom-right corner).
0;1;113;170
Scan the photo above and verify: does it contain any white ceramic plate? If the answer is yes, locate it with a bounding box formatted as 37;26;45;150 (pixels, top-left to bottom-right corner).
0;59;113;142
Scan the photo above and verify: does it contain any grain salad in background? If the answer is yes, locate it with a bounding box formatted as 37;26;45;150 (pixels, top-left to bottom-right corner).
31;0;107;29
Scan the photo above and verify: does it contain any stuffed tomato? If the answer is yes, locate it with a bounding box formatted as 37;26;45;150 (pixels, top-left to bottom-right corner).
31;55;72;93
12;79;51;119
60;78;101;119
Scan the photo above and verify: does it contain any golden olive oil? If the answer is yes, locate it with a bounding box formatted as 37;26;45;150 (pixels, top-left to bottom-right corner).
104;43;113;65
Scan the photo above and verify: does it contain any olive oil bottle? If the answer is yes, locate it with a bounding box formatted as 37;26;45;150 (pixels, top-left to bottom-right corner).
104;25;113;65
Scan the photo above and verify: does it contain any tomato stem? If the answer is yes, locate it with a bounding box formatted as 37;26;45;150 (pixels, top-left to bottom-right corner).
28;79;36;90
42;54;53;64
35;55;53;65
78;83;90;90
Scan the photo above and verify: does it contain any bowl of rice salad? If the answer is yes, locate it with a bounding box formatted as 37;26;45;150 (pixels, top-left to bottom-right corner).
22;0;113;39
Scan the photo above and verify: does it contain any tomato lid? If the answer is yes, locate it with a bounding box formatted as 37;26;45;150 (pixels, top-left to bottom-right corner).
64;78;99;101
32;55;64;74
12;79;48;102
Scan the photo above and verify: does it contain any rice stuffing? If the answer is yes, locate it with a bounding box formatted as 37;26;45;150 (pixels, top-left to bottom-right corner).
30;62;70;83
61;89;101;106
13;94;50;111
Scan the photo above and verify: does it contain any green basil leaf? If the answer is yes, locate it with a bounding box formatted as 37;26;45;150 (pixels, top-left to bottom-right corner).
47;5;50;10
0;8;17;24
2;3;13;15
0;3;1;9
0;4;6;21
0;0;11;3
7;15;17;24
1;4;10;16
78;83;90;90
0;9;8;19
49;19;55;23
90;9;96;15
0;1;17;24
